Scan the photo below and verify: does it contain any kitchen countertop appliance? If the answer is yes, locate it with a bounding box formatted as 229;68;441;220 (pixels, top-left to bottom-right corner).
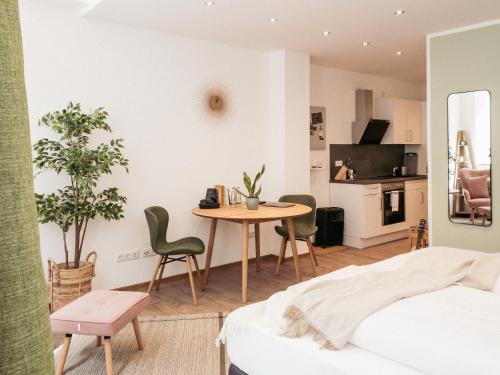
403;153;418;176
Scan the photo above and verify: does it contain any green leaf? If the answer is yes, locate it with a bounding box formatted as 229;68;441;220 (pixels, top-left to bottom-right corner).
33;102;128;265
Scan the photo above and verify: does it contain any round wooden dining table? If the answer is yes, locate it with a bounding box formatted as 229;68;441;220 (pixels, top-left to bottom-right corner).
192;203;311;303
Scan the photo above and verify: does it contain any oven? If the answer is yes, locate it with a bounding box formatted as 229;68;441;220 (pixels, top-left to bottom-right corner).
382;182;405;226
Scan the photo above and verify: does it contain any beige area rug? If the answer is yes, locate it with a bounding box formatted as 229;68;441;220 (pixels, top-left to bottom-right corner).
55;312;229;375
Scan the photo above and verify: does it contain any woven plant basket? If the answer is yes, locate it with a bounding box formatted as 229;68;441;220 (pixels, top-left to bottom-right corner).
48;252;97;312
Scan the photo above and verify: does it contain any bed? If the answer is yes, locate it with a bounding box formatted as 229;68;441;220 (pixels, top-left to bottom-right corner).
221;249;500;375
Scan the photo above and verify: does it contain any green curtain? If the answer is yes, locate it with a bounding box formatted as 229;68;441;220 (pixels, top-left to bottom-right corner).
0;0;54;373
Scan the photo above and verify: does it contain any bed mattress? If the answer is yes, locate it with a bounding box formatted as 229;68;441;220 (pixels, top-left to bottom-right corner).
224;249;500;375
226;302;425;375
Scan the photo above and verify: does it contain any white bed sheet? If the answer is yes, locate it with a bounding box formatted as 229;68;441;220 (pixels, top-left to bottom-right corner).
226;302;425;375
224;248;500;375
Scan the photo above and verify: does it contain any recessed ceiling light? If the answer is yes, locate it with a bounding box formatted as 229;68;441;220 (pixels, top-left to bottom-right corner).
396;50;403;56
362;41;370;47
323;31;331;36
269;17;277;23
394;9;405;15
205;1;215;6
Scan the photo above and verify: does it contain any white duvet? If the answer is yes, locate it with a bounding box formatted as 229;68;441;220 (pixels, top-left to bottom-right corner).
219;249;500;375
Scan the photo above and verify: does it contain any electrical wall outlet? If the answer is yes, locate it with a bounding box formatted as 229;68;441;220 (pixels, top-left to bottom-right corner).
116;250;141;263
142;248;156;258
335;160;343;167
248;230;255;238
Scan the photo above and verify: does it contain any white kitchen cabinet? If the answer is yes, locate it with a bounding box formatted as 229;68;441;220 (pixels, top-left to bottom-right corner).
376;98;423;144
405;180;428;226
363;192;383;237
330;180;428;249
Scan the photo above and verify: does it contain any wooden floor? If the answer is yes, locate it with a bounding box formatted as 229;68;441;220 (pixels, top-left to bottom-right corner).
126;238;411;316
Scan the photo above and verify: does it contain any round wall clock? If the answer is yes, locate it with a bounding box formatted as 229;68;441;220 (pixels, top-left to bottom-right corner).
209;94;224;112
197;81;232;121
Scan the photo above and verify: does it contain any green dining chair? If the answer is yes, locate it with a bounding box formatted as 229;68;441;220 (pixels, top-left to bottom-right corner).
144;206;205;305
274;195;319;277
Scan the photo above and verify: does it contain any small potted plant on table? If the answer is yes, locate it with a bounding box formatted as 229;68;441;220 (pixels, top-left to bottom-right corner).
236;165;265;210
33;102;129;311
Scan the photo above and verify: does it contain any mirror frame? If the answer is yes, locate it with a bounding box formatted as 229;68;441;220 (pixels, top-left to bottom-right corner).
446;89;492;226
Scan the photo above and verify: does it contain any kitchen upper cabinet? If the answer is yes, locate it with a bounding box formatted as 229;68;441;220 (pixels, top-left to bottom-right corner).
376;98;423;144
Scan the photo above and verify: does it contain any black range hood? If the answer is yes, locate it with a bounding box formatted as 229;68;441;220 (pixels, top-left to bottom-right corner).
352;89;390;144
359;119;390;144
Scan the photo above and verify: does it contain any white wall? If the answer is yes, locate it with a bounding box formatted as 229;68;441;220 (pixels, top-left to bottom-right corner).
20;1;310;289
309;65;426;207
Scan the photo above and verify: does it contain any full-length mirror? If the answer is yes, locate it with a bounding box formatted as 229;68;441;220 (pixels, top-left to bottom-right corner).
448;90;491;226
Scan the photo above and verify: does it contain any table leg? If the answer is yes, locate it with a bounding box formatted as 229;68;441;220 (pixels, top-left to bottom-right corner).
254;223;261;272
242;220;249;303
286;218;302;283
203;218;218;288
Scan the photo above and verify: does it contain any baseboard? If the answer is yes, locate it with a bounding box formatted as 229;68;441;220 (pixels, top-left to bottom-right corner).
114;254;278;291
344;231;409;249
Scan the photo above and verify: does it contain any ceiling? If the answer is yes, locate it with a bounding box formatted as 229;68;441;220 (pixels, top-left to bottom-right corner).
73;0;500;83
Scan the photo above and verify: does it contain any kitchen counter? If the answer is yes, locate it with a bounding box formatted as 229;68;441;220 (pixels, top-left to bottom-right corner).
330;175;427;185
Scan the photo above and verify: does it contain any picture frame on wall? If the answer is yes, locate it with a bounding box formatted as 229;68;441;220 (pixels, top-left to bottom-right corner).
310;106;326;150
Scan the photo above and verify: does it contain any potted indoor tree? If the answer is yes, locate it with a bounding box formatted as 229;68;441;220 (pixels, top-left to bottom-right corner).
236;165;265;210
33;102;128;311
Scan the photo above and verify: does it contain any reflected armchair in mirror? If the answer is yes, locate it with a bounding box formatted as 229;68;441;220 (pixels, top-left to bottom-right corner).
458;168;491;224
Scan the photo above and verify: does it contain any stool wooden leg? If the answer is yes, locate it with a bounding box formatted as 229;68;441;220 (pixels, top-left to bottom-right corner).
186;256;198;306
104;336;113;375
56;334;72;375
275;238;287;276
132;317;144;350
147;256;164;294
192;255;204;290
96;336;102;347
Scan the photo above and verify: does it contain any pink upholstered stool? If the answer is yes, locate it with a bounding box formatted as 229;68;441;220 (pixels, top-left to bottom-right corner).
50;290;150;375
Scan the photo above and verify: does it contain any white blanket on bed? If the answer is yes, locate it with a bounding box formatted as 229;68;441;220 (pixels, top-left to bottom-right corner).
281;247;500;349
218;247;500;375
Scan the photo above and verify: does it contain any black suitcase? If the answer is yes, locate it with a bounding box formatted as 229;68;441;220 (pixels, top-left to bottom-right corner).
314;207;344;248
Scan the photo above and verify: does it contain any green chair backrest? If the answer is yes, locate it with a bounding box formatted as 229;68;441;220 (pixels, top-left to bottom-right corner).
144;206;169;252
279;194;317;230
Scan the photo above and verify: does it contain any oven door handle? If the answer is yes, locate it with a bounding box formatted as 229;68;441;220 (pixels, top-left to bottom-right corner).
383;189;405;195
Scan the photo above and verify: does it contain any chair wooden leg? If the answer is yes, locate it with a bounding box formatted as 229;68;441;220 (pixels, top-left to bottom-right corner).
482;214;487;225
192;255;204;290
470;208;476;224
186;256;198;306
275;238;287;276
56;334;72;375
306;237;317;276
286;218;302;283
96;336;102;347
132;317;144;350
103;336;113;375
156;261;166;291
255;223;261;272
147;256;164;294
308;238;319;266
